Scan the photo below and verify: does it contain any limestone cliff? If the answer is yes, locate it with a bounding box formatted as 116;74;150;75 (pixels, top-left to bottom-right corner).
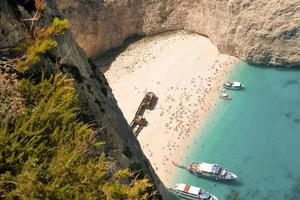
57;0;300;67
0;0;160;195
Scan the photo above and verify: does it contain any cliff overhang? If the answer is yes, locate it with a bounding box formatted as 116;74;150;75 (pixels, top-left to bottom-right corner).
57;0;300;67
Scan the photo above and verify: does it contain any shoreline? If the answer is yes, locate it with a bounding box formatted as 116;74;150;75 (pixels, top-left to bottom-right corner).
165;60;238;188
99;31;239;187
168;64;238;186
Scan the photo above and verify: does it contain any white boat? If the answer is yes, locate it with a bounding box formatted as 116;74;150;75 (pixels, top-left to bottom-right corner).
223;81;244;90
174;183;218;200
188;162;238;180
219;92;231;100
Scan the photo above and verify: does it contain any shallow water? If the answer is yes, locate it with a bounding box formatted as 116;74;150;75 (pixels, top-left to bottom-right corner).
169;63;300;200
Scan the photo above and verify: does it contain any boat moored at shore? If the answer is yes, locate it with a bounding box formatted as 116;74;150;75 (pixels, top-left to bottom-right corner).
174;183;219;200
223;81;244;90
188;162;238;180
219;93;231;100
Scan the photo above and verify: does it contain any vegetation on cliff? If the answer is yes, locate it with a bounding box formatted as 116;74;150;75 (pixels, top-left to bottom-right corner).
0;0;153;199
0;73;152;199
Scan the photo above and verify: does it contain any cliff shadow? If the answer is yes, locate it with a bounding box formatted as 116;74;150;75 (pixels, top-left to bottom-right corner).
93;35;144;74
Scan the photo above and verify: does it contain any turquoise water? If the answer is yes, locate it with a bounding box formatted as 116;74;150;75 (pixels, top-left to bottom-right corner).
168;63;300;200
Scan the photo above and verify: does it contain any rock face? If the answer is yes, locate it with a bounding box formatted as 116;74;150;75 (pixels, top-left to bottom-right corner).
57;0;300;67
0;0;160;193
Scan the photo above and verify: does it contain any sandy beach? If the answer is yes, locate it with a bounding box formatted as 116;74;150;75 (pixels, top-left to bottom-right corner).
100;32;239;186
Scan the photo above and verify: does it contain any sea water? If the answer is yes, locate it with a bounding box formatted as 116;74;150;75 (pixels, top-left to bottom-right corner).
168;63;300;200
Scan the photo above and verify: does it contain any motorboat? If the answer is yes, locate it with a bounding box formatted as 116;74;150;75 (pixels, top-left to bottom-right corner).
174;183;219;200
188;162;238;180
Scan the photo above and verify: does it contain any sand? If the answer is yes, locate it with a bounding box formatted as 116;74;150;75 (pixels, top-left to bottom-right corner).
101;31;239;186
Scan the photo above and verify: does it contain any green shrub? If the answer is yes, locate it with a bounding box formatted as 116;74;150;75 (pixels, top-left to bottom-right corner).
0;1;152;199
16;17;70;72
0;73;152;199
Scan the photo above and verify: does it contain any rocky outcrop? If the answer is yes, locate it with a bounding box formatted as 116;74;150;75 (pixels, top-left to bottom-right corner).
0;0;161;195
57;0;300;67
